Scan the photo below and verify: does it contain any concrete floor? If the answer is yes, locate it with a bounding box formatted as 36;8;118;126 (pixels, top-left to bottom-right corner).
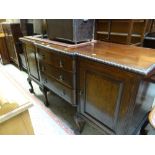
2;64;155;135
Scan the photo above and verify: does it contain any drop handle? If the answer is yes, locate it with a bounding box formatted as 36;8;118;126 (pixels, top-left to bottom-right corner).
41;54;45;59
59;60;63;68
59;75;63;81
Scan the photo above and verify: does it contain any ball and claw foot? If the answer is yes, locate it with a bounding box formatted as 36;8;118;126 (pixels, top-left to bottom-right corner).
29;88;34;93
27;78;34;94
74;113;85;134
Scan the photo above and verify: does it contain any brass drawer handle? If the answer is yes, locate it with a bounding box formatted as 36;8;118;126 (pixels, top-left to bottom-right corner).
41;54;45;59
59;60;63;68
59;75;64;81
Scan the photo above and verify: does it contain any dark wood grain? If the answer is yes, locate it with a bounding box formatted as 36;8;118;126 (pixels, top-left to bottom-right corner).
2;23;23;68
0;33;10;64
19;36;155;134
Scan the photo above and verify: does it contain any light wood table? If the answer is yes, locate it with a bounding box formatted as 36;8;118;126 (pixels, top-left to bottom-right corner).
0;101;34;135
0;69;34;135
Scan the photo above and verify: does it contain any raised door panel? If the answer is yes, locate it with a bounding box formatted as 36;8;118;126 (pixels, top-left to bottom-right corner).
84;71;123;130
2;24;17;63
78;58;140;134
25;44;39;81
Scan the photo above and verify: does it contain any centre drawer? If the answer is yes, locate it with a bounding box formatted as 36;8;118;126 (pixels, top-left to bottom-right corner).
41;73;75;105
37;47;74;72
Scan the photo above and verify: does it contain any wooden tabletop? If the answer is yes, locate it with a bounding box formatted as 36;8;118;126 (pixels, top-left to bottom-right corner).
20;36;155;76
71;41;155;75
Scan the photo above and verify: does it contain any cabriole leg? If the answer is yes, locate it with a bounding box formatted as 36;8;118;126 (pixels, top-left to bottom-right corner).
42;86;49;107
74;113;85;134
27;77;34;93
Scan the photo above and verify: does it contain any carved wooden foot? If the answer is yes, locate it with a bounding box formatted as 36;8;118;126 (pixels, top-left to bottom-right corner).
74;113;85;134
42;86;49;107
27;78;34;93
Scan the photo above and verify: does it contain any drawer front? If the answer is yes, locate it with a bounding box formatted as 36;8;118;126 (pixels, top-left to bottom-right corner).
40;62;74;88
41;73;74;104
59;54;73;72
37;47;73;72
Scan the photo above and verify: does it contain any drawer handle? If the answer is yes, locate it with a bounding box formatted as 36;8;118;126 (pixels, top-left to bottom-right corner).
62;89;66;95
44;78;47;83
41;54;45;59
59;75;63;81
59;60;63;68
42;66;46;72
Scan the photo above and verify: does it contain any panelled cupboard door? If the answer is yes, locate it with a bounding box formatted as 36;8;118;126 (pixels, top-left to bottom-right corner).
3;24;18;64
25;44;40;81
78;58;140;134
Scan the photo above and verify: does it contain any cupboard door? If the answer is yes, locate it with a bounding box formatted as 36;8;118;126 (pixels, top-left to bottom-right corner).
2;24;17;64
25;44;40;81
78;58;140;134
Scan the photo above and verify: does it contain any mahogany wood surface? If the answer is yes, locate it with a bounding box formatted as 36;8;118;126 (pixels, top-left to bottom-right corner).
19;36;155;134
0;33;10;64
20;37;155;75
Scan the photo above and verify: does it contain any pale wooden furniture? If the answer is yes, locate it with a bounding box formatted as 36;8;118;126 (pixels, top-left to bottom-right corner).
0;69;34;135
0;102;34;135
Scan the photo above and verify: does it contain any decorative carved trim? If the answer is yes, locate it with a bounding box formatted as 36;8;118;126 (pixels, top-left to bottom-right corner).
20;37;155;76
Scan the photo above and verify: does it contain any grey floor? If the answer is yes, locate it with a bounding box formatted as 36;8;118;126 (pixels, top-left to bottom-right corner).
34;86;102;135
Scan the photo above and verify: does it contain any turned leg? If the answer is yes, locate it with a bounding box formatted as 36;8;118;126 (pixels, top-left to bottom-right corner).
42;86;49;107
74;113;85;134
27;78;34;93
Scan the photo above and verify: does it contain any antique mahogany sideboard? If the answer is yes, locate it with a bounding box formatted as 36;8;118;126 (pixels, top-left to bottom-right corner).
20;36;155;134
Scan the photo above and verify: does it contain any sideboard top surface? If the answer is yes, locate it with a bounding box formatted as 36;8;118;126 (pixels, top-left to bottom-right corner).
20;36;155;76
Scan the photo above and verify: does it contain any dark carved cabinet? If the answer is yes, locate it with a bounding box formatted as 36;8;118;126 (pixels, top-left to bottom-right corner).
20;36;155;134
0;34;10;64
2;23;23;67
21;39;41;94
